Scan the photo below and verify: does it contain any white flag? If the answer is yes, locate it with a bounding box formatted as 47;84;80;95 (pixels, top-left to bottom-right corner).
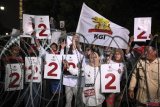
76;3;130;49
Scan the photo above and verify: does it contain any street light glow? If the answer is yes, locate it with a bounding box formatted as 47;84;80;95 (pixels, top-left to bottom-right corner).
0;6;5;11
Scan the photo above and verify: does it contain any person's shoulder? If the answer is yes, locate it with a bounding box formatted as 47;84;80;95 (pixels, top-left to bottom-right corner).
136;59;146;68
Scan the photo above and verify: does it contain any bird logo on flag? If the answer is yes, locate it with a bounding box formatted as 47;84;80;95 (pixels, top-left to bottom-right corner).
88;16;113;35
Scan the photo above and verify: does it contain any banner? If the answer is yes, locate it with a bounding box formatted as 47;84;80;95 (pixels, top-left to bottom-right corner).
76;3;130;49
25;57;42;83
101;64;121;93
134;17;151;42
44;54;62;79
5;63;24;91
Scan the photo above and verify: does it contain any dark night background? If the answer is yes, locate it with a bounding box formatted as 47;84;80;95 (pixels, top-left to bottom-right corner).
0;0;160;35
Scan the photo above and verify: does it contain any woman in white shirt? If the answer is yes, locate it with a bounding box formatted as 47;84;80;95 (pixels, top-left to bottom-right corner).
82;48;105;107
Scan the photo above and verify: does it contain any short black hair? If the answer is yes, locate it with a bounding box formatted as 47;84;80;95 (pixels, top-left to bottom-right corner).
50;42;58;49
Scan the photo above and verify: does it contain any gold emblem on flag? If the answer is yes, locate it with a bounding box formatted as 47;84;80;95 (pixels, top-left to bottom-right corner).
88;16;112;35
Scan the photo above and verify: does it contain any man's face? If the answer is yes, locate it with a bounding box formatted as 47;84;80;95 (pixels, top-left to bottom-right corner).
146;46;156;61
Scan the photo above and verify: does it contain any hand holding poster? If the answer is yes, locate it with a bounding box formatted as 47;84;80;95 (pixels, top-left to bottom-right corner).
63;55;78;76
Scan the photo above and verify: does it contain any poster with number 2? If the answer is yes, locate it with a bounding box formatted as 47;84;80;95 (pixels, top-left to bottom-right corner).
101;64;121;93
44;54;62;79
5;63;24;91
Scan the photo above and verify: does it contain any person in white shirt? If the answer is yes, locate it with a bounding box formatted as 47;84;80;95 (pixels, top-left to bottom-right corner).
63;34;85;107
82;48;105;107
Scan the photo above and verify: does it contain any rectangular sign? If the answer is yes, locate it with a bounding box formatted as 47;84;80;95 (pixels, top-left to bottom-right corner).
25;57;42;83
44;54;62;79
35;16;51;39
101;64;121;93
134;17;151;42
5;63;24;91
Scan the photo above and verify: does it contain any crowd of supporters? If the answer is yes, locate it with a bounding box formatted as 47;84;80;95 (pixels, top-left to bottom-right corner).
0;33;160;107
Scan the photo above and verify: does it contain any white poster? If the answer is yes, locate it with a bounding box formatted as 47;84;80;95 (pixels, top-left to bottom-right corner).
62;55;79;87
35;15;51;39
101;64;121;93
44;54;62;79
51;31;61;44
67;36;73;48
63;55;78;76
5;63;24;91
25;57;42;83
23;14;35;37
134;17;151;42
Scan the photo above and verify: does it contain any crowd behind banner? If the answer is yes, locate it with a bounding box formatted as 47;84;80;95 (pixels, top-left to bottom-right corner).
0;31;160;107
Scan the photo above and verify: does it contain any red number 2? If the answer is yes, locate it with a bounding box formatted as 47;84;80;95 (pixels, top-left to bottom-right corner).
105;73;116;89
68;62;76;68
9;72;20;88
47;62;58;77
38;24;48;36
137;31;147;39
28;66;38;80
